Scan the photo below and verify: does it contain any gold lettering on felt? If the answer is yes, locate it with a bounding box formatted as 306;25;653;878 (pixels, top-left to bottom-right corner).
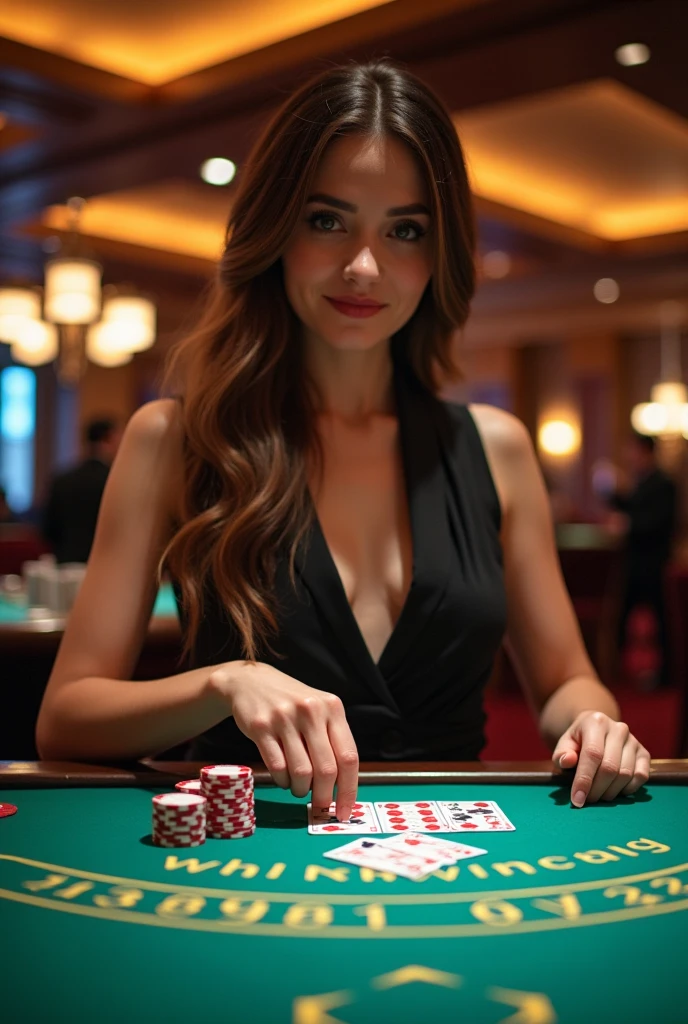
304;865;349;883
53;881;95;899
156;893;207;916
530;894;582;919
467;863;489;879
353;903;387;931
492;861;537;878
419;866;460;883
155;836;672;885
471;900;523;926
574;850;621;865
219;898;270;924
627;838;670;854
283;903;334;929
93;887;144;909
219;859;260;879
164;856;222;873
359;868;397;883
537;856;575;871
22;874;69;891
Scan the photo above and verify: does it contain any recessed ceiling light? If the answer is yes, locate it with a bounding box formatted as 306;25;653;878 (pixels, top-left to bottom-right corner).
200;158;236;186
482;250;511;279
594;278;620;304
615;43;650;67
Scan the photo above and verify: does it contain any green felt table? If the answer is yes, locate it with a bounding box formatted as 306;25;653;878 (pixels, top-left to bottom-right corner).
0;580;178;625
1;760;687;1024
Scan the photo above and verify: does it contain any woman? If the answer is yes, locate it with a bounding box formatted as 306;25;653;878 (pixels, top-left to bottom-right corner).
36;59;650;822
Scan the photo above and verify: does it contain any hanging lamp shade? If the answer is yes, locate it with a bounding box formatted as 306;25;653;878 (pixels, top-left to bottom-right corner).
10;319;59;366
100;295;156;352
44;257;102;325
86;321;134;367
0;287;42;343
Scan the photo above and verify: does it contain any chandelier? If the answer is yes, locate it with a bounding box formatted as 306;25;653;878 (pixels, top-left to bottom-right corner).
631;301;688;438
0;197;156;384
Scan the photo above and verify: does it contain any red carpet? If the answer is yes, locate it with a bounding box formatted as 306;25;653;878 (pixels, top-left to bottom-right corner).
482;683;682;761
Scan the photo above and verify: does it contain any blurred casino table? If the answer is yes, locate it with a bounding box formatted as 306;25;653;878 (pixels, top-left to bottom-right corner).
0;583;184;758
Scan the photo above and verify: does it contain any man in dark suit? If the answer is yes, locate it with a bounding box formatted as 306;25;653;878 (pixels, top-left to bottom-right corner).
606;432;678;687
42;417;122;564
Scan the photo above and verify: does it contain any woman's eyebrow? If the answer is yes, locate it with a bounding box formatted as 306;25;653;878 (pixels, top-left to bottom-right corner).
306;192;430;216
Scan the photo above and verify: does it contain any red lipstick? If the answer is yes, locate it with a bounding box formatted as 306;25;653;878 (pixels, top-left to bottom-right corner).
325;296;387;318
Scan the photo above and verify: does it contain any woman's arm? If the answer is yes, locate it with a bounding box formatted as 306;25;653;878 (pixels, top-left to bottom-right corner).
35;399;360;821
36;400;230;759
469;405;649;806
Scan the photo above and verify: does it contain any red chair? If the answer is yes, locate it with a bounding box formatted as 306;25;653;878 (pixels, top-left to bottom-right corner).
0;525;51;575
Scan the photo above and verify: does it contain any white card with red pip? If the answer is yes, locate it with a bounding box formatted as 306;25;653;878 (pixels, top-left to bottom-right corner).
307;800;383;835
438;800;515;832
379;832;488;861
323;838;453;879
374;800;446;833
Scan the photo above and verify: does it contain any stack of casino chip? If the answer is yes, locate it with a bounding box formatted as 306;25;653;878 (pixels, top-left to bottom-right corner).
152;792;206;847
200;764;255;839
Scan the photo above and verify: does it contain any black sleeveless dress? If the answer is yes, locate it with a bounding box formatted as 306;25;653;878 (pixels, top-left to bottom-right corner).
177;359;508;762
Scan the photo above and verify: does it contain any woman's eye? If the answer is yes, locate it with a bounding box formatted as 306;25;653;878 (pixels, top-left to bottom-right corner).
306;211;426;242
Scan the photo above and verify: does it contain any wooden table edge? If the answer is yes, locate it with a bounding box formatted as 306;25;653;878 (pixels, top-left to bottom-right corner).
1;759;687;788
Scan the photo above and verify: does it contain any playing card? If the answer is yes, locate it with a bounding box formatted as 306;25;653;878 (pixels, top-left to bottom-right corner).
378;831;488;861
323;838;452;879
438;800;516;832
374;800;448;833
307;801;382;835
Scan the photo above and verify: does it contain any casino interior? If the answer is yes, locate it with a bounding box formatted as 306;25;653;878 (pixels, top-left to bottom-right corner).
0;0;687;770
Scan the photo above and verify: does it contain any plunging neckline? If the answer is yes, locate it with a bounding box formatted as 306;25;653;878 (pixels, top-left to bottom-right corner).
308;439;416;670
295;358;454;692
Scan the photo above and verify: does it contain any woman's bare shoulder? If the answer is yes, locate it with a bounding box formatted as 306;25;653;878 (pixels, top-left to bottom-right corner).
127;398;183;445
466;404;532;520
123;399;185;519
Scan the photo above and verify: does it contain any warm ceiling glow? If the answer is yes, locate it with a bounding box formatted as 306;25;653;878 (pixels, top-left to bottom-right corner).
455;79;688;240
41;180;230;261
0;0;395;84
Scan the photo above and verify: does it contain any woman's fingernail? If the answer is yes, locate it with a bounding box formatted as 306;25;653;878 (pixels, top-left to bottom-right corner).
573;790;586;808
559;755;567;768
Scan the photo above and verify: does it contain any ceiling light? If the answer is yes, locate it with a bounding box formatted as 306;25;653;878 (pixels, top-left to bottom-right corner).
593;278;619;304
482;250;511;279
615;43;650;67
0;288;41;343
200;158;236;186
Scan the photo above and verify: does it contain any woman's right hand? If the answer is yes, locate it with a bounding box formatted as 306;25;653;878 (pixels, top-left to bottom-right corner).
206;661;359;821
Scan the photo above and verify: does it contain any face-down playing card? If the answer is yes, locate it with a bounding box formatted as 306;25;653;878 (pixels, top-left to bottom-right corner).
307;801;382;835
438;800;515;832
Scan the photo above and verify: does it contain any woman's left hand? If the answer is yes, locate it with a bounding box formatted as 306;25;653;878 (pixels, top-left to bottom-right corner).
552;711;651;807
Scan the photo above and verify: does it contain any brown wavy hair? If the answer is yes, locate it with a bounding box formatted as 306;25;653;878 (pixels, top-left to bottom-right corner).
161;58;476;662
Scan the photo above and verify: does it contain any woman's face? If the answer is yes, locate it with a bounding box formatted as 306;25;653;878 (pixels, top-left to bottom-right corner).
282;133;434;356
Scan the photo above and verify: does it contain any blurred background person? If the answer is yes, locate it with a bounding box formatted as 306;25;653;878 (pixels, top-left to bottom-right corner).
600;432;678;689
42;417;122;564
0;485;19;524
